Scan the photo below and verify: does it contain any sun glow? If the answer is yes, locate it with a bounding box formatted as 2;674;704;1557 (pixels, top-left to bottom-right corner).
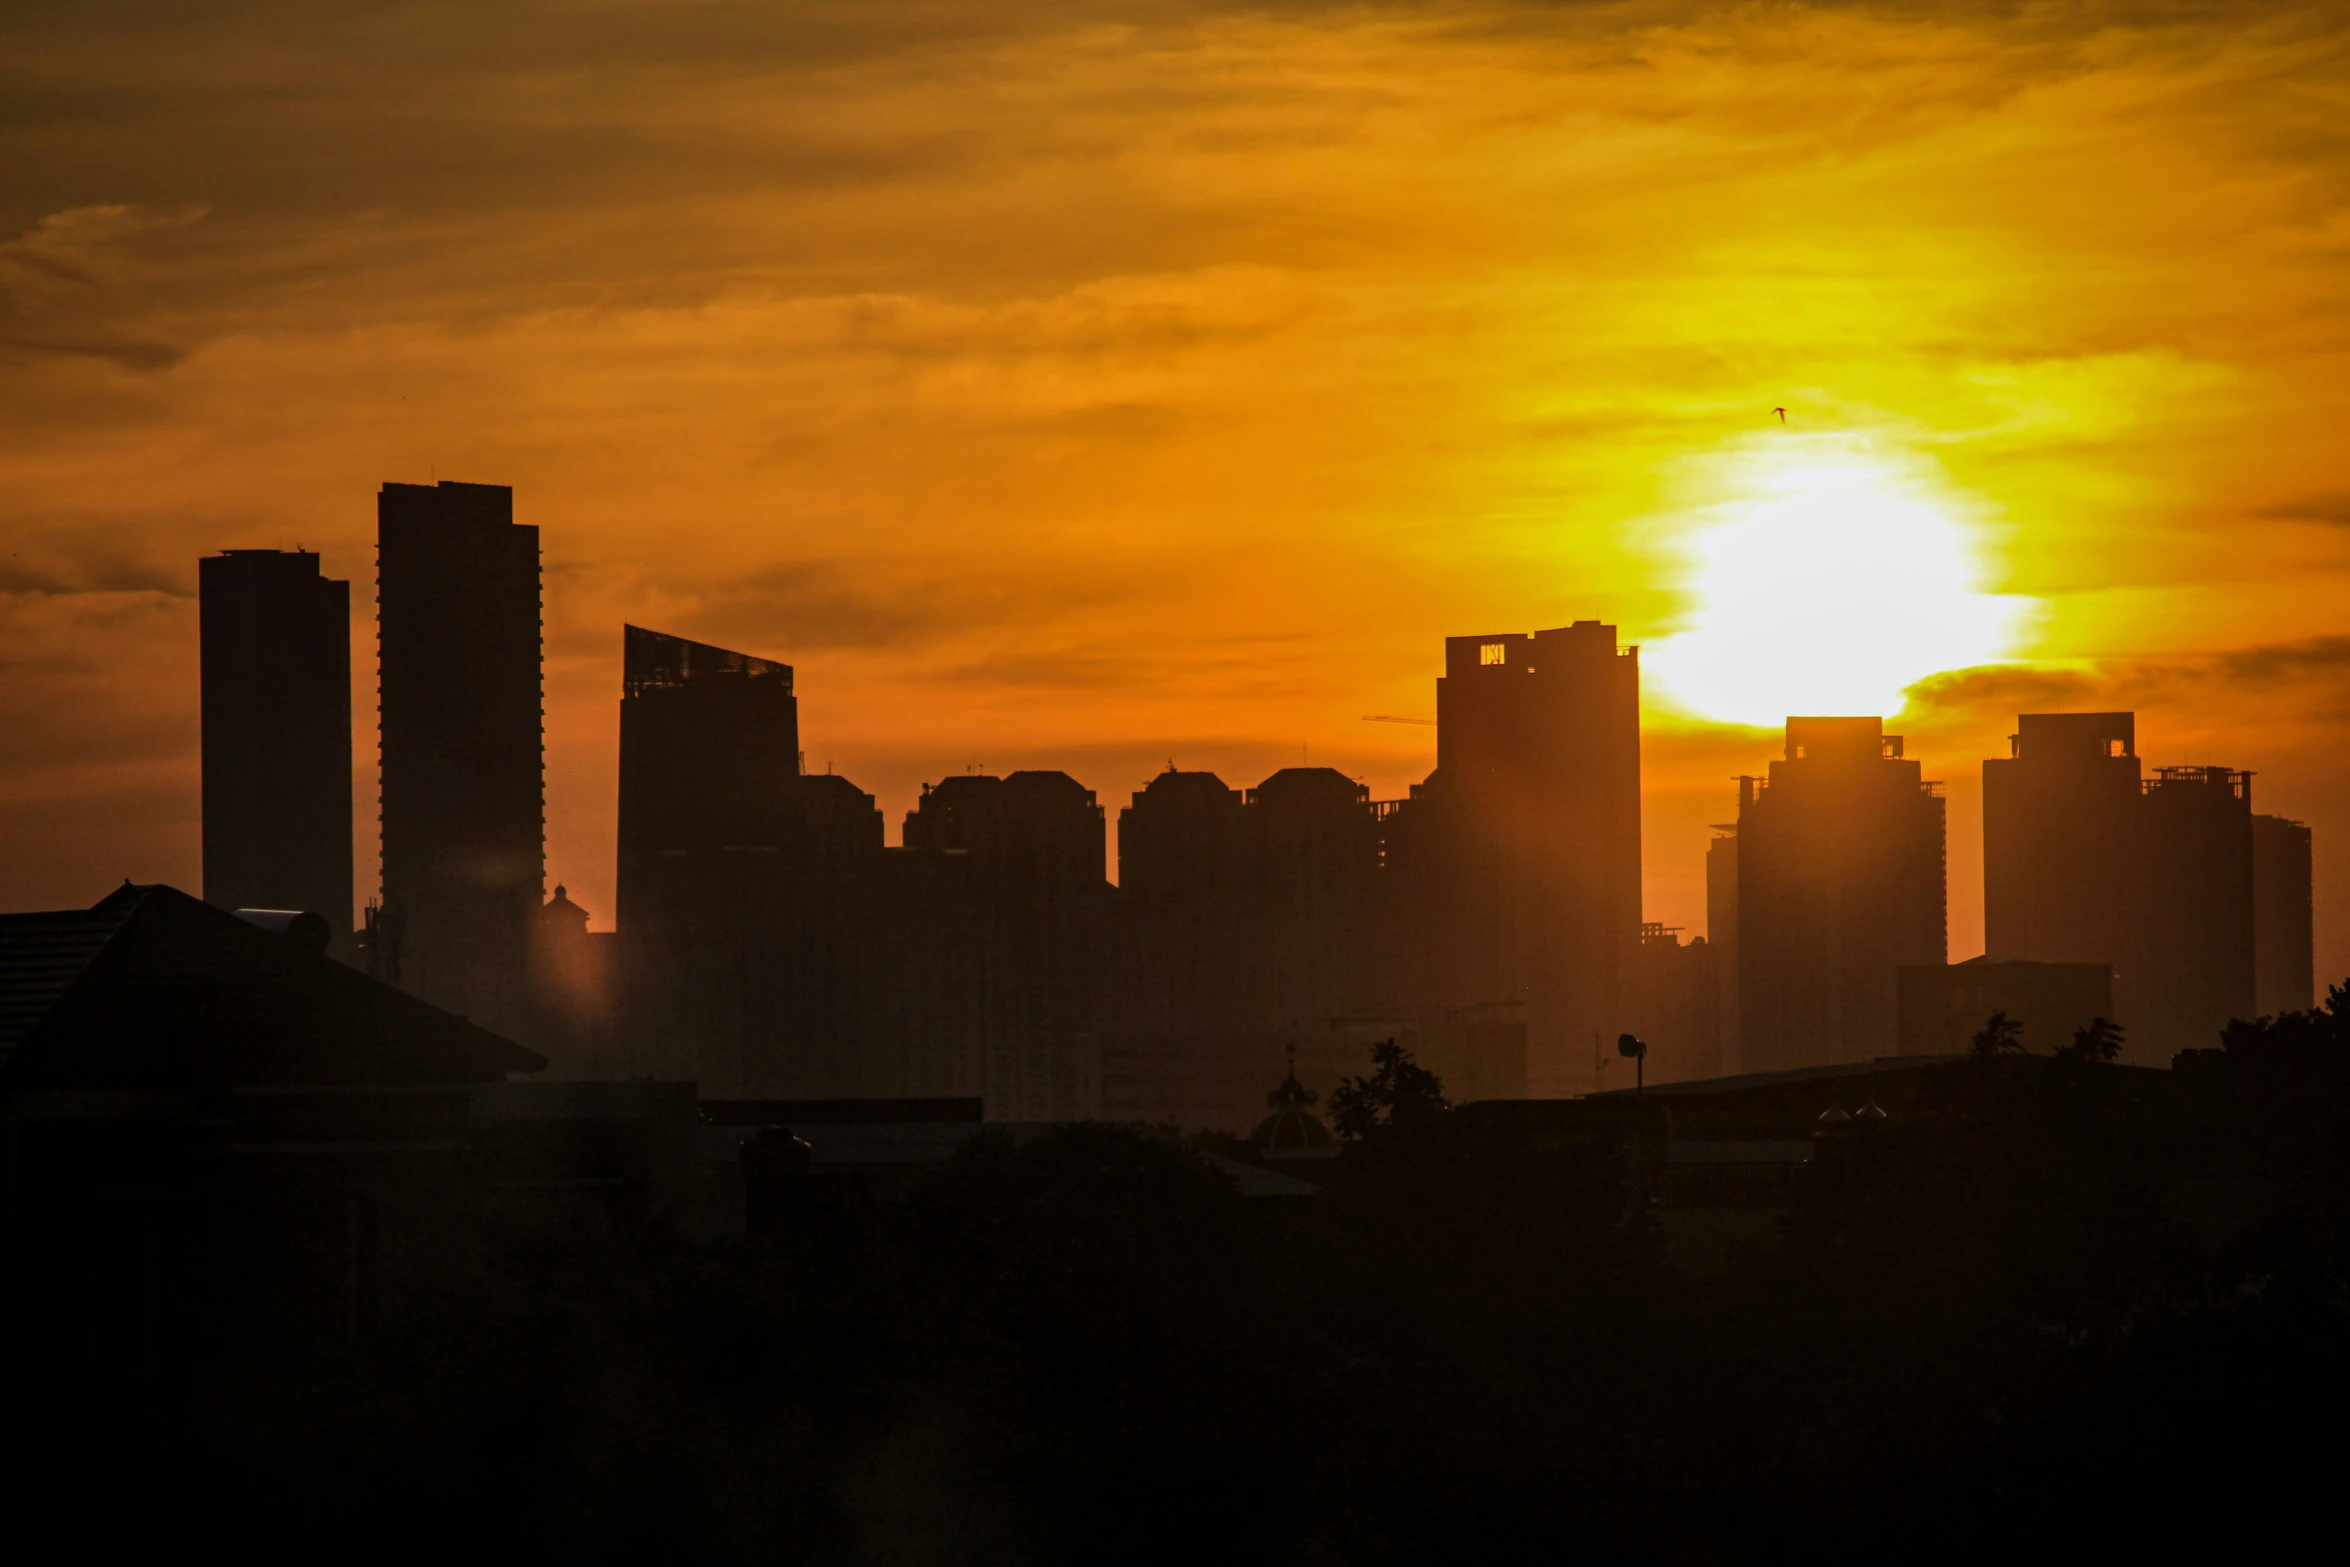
1644;454;2027;729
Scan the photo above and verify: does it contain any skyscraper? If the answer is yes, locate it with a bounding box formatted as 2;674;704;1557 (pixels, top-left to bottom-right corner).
1118;768;1247;912
615;624;800;928
2140;765;2254;1056
376;480;542;1037
1982;713;2142;962
614;625;801;1085
1736;717;1946;1072
2253;813;2315;1017
1431;620;1642;1095
905;769;1112;1119
1981;713;2255;1063
1705;823;1740;1073
198;549;353;953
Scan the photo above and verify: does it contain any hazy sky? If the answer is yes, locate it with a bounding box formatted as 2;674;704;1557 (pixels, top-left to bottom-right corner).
4;1;2347;982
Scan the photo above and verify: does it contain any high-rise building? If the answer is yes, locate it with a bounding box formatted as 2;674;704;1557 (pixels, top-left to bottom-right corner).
615;625;800;930
905;769;1111;1119
1705;824;1739;1074
1431;620;1642;1096
1626;923;1723;1085
1118;768;1247;912
198;550;354;955
1244;767;1381;1030
2253;813;2315;1017
2140;765;2254;1056
1736;717;1946;1072
1981;713;2255;1064
614;625;803;1084
375;480;542;1037
1983;712;2141;973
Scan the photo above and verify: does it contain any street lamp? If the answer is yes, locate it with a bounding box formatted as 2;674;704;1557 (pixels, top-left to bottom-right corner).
1617;1032;1648;1096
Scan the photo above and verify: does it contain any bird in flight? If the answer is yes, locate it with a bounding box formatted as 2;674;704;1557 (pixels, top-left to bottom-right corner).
1773;406;1787;424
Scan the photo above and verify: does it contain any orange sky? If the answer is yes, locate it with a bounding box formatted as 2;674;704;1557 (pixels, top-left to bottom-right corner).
3;1;2347;986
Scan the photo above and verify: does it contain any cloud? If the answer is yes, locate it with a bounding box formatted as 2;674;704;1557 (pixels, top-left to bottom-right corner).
0;336;188;371
1906;635;2350;727
2251;492;2350;526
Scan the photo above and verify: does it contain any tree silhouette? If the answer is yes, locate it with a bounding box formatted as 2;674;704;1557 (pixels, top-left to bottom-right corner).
2058;1016;2124;1064
1328;1037;1446;1139
1970;1011;2025;1062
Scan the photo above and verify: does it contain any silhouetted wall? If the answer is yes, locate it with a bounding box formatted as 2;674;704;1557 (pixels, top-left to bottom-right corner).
1737;718;1947;1072
1896;958;2113;1057
376;481;542;1039
198;549;354;956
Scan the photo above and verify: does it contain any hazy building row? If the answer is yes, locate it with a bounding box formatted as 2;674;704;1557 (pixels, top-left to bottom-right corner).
193;479;2318;1129
1705;710;2313;1075
598;618;1651;1122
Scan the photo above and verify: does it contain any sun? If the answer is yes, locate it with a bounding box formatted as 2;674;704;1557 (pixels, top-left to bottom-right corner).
1644;452;2026;728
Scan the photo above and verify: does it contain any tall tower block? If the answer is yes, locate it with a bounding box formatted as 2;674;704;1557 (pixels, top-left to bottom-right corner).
1983;712;2140;971
2253;813;2315;1017
376;481;543;1036
1433;620;1641;1096
199;549;354;952
1983;712;2256;1064
1737;717;1946;1072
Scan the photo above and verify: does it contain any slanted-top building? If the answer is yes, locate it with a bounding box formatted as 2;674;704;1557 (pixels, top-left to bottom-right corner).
199;549;354;955
376;481;543;1038
616;624;800;929
1736;717;1947;1073
614;625;802;1087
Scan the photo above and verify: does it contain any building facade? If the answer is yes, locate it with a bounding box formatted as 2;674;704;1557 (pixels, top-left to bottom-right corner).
1427;620;1642;1095
375;480;543;1038
1736;717;1947;1072
198;549;354;955
2253;813;2315;1017
1981;712;2256;1064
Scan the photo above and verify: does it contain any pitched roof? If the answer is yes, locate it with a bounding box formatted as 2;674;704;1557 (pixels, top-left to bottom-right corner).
0;901;137;1065
0;883;543;1084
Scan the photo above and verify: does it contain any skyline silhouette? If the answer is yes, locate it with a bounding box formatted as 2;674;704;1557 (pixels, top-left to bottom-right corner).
7;6;2350;1553
132;487;2327;1115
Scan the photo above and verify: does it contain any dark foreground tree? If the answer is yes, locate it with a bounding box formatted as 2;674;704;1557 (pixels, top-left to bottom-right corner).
1327;1037;1445;1138
2058;1015;2124;1064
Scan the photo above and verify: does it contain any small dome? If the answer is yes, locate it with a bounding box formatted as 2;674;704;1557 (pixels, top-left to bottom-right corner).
1252;1070;1337;1160
1817;1102;1853;1125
